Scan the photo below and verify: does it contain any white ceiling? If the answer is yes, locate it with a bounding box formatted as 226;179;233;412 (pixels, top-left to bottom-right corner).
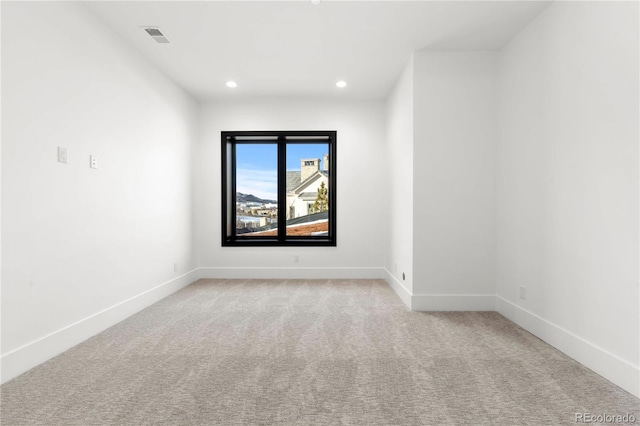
84;1;552;101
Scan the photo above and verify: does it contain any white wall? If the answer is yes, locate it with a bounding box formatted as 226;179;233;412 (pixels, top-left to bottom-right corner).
1;2;199;382
496;1;639;396
196;99;386;278
412;51;498;310
384;57;414;305
0;2;4;381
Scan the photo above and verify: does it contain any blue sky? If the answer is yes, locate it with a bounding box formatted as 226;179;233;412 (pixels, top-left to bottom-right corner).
236;143;328;200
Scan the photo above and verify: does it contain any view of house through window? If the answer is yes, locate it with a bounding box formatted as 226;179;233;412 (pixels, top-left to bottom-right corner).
285;144;329;236
222;131;336;246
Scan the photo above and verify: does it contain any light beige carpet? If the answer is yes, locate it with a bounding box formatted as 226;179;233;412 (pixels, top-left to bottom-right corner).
1;279;638;425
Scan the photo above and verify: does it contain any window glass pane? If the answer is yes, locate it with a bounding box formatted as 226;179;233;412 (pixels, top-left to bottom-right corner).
285;143;330;236
235;144;278;236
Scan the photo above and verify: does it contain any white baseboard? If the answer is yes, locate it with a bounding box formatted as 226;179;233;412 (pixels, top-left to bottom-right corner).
496;295;640;398
381;268;496;311
383;268;412;308
0;269;199;385
411;293;496;311
198;266;386;280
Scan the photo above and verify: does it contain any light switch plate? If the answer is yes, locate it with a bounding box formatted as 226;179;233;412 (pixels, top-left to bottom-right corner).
57;147;67;164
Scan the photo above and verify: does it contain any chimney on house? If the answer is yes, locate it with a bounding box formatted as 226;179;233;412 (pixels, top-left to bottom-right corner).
323;153;329;171
301;158;320;182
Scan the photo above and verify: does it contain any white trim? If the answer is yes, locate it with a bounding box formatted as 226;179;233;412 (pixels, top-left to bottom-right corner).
292;170;327;194
383;268;412;308
496;295;640;398
0;269;199;385
198;266;385;280
380;268;495;311
411;293;496;311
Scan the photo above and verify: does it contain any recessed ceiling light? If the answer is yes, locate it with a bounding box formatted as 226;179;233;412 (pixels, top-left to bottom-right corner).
311;0;321;4
336;81;347;88
226;81;238;88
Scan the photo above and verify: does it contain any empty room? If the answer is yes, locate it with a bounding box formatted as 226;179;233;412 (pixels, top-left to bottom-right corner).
1;0;638;424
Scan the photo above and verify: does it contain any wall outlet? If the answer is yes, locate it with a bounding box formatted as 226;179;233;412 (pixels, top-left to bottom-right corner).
57;147;67;164
519;286;526;300
90;155;98;169
293;255;300;264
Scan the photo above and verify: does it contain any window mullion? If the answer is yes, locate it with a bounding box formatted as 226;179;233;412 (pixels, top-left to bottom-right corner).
231;140;237;239
277;138;287;241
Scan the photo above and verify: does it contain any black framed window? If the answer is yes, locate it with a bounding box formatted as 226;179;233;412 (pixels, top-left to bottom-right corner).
222;130;336;246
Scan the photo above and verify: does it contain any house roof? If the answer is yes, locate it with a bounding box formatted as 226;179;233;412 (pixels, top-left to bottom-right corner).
286;171;301;193
287;170;328;194
241;212;328;236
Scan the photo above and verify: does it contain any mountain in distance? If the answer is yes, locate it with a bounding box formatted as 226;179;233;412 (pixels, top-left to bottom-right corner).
237;192;277;205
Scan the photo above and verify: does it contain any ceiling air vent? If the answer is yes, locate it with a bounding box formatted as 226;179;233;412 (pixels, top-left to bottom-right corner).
143;27;170;44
